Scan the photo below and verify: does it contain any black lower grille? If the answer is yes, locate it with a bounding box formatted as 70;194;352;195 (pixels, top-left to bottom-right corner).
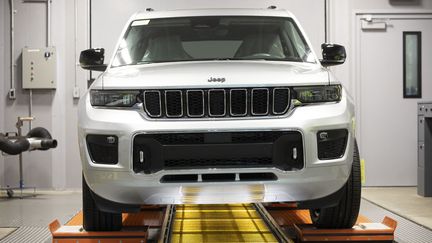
133;131;303;174
317;129;348;160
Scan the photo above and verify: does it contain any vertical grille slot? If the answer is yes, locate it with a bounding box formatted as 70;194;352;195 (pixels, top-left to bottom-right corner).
186;90;204;117
252;88;269;115
230;89;248;116
143;91;162;117
165;90;183;117
208;89;226;117
273;88;290;114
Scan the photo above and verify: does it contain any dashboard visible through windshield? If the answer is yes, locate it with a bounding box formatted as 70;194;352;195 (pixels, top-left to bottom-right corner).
111;16;315;67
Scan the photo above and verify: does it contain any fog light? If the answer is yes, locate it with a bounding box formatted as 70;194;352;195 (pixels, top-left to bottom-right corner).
86;134;118;164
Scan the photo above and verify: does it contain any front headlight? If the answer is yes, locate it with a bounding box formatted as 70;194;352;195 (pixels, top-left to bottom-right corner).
293;84;342;104
90;90;140;107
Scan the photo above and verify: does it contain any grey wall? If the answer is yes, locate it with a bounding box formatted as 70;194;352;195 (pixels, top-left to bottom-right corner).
1;0;431;189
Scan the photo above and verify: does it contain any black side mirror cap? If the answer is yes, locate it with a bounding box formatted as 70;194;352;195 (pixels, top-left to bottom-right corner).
79;48;107;72
320;43;346;67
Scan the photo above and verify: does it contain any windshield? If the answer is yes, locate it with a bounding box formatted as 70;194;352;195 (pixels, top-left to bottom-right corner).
111;16;315;67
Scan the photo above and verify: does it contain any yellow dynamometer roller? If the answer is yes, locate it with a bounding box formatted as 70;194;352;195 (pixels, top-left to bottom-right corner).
170;204;279;243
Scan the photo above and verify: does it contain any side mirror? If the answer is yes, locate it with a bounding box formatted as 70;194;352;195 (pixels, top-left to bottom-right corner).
79;48;107;72
320;43;346;67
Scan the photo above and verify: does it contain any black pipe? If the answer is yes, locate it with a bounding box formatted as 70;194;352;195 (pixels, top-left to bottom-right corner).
0;134;30;155
27;127;52;139
40;139;57;149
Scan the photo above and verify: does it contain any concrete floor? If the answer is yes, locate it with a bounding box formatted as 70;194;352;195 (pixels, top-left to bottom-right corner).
0;229;16;241
0;190;81;227
362;187;432;230
0;190;81;242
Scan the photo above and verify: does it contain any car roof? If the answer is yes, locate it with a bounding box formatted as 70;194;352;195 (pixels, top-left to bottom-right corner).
132;8;294;20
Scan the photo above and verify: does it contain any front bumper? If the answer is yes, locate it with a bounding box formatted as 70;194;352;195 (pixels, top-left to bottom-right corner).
78;90;355;205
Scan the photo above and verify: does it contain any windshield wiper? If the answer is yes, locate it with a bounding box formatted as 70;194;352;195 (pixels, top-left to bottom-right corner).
132;57;304;65
236;57;304;62
135;58;240;64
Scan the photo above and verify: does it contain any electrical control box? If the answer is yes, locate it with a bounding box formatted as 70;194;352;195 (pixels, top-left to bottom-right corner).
22;47;57;89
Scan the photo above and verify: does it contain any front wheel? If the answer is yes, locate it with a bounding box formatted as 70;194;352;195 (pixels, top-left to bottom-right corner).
309;140;361;228
82;175;122;231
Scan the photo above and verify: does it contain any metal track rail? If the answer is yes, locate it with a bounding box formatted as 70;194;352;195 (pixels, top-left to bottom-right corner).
254;203;294;243
159;204;176;243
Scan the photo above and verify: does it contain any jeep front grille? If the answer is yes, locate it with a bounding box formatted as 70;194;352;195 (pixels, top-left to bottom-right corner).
142;87;291;118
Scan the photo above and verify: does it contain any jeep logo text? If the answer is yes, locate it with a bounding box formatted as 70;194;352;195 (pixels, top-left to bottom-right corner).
208;77;226;83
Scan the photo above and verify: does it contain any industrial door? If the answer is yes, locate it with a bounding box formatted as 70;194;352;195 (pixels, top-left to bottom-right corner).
356;14;432;186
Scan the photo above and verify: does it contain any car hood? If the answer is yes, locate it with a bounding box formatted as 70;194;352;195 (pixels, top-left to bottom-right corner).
99;61;329;89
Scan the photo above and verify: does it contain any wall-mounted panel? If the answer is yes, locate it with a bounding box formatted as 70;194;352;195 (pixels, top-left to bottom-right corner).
22;47;57;89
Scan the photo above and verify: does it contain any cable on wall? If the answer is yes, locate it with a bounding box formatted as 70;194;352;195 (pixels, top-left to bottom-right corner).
324;0;328;43
9;0;16;100
74;0;78;88
89;0;93;87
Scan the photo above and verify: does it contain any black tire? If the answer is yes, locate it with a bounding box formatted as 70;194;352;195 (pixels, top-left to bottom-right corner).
82;175;122;231
309;140;361;229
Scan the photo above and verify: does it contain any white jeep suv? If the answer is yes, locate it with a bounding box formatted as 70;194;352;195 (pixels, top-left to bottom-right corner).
78;8;360;231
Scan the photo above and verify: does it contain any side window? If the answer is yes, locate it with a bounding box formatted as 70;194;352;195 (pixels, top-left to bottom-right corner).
403;31;422;98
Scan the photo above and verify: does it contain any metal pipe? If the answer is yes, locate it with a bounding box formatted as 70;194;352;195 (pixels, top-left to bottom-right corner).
29;90;33;130
9;0;15;99
17;122;24;191
88;0;93;84
74;0;78;87
47;0;51;46
325;0;330;43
